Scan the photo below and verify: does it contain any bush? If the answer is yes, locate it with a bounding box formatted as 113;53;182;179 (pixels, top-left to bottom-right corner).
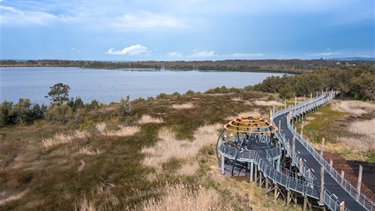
45;104;73;123
0;99;46;126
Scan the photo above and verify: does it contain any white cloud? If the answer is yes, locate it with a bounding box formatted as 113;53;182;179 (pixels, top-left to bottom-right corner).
312;51;340;57
167;52;183;57
190;50;216;58
106;45;148;56
230;53;264;58
109;12;189;30
0;5;74;26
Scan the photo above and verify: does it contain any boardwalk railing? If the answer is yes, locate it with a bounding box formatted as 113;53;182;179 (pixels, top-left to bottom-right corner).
219;146;319;198
272;93;375;211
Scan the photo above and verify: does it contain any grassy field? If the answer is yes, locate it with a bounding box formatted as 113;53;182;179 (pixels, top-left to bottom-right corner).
0;92;304;210
296;100;375;162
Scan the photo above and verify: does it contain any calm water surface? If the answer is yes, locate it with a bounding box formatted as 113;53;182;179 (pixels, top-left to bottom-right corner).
0;67;284;104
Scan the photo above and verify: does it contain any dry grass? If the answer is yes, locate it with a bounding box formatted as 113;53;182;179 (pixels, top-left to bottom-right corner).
254;100;283;107
0;190;29;206
74;184;119;211
141;124;221;172
42;123;139;149
105;126;140;137
96;123;140;137
76;147;102;156
138;115;164;124
231;97;243;102
139;183;226;211
336;119;375;153
74;197;96;211
176;162;199;176
42;130;89;148
171;103;194;109
331;100;375;116
225;110;262;121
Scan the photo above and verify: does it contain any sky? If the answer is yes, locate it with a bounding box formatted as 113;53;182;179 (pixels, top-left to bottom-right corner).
0;0;374;61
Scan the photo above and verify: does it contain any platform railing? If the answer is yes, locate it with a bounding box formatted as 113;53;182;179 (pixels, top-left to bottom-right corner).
272;93;374;211
219;146;319;198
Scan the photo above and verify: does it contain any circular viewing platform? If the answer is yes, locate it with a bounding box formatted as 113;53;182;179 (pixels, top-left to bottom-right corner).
216;116;282;176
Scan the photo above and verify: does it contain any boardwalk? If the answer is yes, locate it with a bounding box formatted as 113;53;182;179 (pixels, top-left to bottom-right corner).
274;110;366;210
217;93;375;211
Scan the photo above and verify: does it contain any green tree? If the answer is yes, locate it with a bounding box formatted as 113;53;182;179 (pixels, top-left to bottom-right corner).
279;84;295;99
47;83;71;105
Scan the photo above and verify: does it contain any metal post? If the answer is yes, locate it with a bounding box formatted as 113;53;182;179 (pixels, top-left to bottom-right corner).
357;165;363;201
221;155;225;174
292;136;296;165
307;169;311;186
341;170;345;186
250;161;254;182
319;166;324;206
329;159;333;174
269;109;272;119
277;158;280;172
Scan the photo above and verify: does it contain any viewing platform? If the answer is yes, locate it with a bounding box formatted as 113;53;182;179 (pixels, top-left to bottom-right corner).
216;93;375;211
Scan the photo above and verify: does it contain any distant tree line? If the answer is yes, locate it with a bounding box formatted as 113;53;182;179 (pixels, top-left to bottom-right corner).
2;59;374;74
1;64;374;127
251;64;375;100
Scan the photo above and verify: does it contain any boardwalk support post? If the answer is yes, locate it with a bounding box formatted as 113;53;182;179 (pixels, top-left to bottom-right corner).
329;159;333;174
249;161;254;182
340;201;345;211
292;136;296;165
320;137;325;157
319;166;324;206
356;165;363;201
221;155;225;174
341;170;345;186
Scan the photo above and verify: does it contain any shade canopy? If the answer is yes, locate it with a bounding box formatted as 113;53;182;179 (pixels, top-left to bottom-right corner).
223;116;278;134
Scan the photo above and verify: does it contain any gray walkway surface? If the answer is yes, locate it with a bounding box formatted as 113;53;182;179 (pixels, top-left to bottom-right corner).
274;112;366;211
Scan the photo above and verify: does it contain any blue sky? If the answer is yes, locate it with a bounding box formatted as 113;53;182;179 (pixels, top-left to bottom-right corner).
1;0;374;60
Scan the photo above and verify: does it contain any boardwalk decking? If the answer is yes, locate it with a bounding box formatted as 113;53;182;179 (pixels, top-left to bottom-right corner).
218;93;374;210
274;112;366;210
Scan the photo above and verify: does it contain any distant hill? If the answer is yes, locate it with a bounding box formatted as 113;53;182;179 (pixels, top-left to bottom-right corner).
329;57;375;61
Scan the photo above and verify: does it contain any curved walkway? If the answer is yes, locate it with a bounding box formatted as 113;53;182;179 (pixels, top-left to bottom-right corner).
272;94;373;211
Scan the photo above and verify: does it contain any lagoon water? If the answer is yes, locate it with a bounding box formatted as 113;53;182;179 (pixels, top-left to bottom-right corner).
0;67;284;105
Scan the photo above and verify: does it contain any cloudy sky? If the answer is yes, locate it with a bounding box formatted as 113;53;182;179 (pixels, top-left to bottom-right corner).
1;0;374;60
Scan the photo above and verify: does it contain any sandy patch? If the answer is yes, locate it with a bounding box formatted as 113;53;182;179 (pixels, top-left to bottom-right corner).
254;100;283;107
172;103;194;109
138;115;164;124
244;101;253;106
331;100;375;116
306;116;316;121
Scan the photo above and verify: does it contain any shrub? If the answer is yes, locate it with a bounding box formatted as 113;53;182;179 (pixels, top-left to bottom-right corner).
45;104;73;123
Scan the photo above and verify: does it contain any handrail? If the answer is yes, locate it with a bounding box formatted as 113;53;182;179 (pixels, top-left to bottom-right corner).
219;146;319;198
272;92;374;211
